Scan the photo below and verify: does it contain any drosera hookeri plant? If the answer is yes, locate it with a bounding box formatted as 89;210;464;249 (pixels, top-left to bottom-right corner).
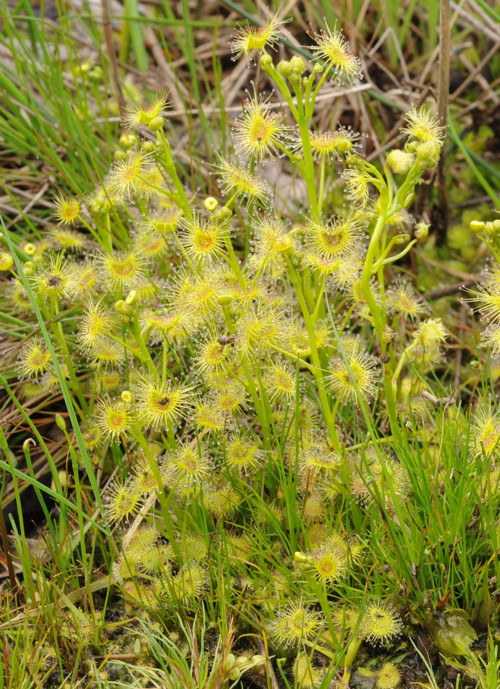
2;8;497;687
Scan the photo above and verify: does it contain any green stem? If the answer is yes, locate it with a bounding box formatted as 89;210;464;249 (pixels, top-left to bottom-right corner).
156;129;193;221
285;256;341;453
317;157;326;215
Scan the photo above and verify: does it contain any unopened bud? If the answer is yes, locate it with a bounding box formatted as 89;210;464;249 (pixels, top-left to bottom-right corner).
393;233;410;245
224;654;236;671
235;655;250;667
114;299;132;315
251;654;266;665
386;149;415;175
313;63;324;74
228;668;240;681
24;260;35;274
484;220;500;237
142;140;157;153
469;220;485;233
217;294;233;306
415;222;429;240
120;133;137;148
415;140;440;169
55;413;67;431
289;56;306;76
204;196;219;212
125;290;137;305
260;53;273;70
0;253;14;271
149;116;164;132
212;207;232;223
114;150;127;160
23;438;36;453
24;242;36;256
121;391;133;404
277;59;291;77
89;66;103;82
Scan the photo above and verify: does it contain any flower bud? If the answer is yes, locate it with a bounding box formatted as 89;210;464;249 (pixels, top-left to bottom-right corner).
125;290;138;305
149;116;165;132
277;59;292;77
224;654;236;671
0;253;14;271
121;390;133;404
217;294;233;306
294;550;312;563
24;260;35;274
313;63;323;74
235;655;250;667
260;53;273;70
89;66;103;82
251;654;266;665
415;140;440;169
114;150;127;160
484;219;500;237
23;438;36;454
114;299;133;315
414;223;428;240
289;56;306;76
228;668;240;681
212;207;232;223
142;140;157;153
204;196;219;212
386;149;415;175
393;233;410;245
55;413;67;431
24;242;36;256
120;133;137;148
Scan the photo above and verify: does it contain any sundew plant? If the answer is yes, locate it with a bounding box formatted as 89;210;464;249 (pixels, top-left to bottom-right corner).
0;8;499;689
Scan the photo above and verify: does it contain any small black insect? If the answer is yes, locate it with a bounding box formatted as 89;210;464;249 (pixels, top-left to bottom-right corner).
47;275;62;287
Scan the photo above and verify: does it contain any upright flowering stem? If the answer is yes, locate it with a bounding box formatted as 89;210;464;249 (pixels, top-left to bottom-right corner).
360;214;399;435
156;129;193;222
285;256;341;453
